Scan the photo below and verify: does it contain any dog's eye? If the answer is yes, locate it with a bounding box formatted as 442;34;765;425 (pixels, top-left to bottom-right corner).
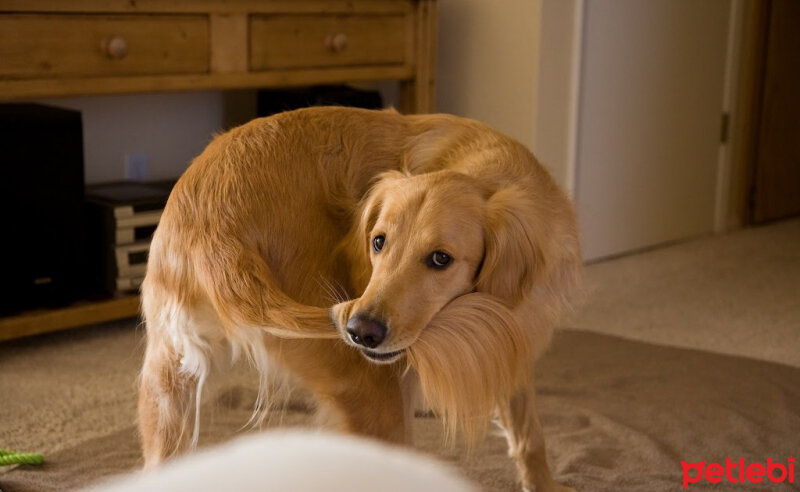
428;251;451;269
372;235;385;253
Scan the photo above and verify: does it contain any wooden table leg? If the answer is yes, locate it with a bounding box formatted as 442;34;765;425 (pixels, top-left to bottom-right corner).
399;0;437;114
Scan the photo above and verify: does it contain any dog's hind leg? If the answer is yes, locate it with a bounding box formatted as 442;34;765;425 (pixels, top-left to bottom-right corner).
138;333;197;468
138;296;221;468
498;378;574;492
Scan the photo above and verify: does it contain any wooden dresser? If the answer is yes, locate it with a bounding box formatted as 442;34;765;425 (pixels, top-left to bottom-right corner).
0;0;437;341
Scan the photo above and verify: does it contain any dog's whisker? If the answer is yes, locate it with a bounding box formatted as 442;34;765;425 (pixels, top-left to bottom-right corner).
325;281;345;305
325;276;352;304
329;278;351;302
315;276;341;305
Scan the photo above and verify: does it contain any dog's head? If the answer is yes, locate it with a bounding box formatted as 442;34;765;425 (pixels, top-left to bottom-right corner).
331;169;547;365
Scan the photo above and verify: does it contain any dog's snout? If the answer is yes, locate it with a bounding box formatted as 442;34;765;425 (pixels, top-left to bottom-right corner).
346;314;387;349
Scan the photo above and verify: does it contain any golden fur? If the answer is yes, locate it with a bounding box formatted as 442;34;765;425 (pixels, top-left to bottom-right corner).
138;107;581;491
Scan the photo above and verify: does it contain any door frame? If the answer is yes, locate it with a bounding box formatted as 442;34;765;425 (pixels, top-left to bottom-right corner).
722;0;771;228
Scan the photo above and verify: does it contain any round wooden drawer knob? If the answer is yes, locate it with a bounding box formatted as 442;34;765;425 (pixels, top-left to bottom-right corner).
101;36;129;60
325;33;348;53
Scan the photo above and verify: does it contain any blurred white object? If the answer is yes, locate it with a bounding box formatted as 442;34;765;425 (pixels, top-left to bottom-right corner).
89;430;477;492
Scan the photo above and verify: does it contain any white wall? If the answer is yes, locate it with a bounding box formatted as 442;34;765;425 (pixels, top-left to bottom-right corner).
436;0;542;164
39;85;391;185
40;92;225;184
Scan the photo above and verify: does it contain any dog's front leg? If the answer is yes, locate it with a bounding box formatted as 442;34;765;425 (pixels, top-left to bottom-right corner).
329;374;407;444
400;371;423;445
498;378;573;492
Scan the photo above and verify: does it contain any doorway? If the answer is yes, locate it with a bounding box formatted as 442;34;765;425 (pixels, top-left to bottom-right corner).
749;0;800;224
574;0;732;260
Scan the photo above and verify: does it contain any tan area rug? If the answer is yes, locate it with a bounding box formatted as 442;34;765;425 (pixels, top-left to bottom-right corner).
2;322;798;491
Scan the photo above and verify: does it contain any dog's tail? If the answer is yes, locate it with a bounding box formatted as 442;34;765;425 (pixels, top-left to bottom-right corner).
407;292;534;447
191;243;339;340
144;206;339;342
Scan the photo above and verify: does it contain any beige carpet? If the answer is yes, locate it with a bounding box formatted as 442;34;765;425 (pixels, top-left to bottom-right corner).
572;218;800;367
2;325;799;491
2;220;799;491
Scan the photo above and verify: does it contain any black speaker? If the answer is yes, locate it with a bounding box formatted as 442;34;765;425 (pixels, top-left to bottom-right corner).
0;103;86;315
257;85;383;117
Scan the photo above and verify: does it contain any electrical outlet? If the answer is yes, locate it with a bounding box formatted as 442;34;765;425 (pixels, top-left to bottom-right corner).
124;153;149;182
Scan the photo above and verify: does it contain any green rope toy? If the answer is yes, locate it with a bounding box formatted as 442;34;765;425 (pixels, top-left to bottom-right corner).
0;449;44;466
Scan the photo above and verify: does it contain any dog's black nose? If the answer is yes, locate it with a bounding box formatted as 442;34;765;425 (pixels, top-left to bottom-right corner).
346;315;387;349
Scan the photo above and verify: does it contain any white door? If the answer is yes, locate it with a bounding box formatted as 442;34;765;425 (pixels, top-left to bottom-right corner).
575;0;731;260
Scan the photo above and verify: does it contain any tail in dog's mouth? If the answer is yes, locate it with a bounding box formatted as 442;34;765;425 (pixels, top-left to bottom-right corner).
406;292;533;446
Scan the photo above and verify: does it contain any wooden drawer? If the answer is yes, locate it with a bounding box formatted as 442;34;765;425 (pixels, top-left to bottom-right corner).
250;14;408;70
0;14;209;79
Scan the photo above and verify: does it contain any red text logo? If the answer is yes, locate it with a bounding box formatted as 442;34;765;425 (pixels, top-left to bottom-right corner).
681;457;795;489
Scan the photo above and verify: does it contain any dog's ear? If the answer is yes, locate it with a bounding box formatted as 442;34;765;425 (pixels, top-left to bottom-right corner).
476;186;546;305
341;171;407;293
356;171;407;255
356;189;383;259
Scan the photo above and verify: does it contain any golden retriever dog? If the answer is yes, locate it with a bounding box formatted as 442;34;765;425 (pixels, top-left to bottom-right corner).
138;107;581;491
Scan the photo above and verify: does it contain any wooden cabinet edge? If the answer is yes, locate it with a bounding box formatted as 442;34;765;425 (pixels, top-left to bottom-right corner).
0;66;415;101
0;295;140;342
